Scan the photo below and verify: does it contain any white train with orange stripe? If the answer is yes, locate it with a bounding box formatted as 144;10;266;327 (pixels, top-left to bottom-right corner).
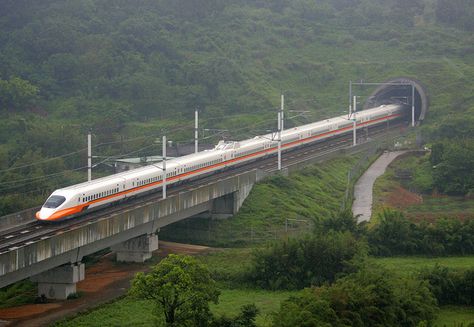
36;104;407;221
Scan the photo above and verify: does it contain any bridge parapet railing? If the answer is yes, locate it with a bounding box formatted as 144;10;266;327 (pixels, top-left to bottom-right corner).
0;206;39;232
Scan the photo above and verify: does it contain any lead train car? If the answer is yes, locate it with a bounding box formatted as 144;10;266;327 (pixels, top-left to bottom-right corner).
36;104;406;221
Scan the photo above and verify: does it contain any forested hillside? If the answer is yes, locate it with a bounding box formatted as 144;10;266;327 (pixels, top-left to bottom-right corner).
1;0;474;214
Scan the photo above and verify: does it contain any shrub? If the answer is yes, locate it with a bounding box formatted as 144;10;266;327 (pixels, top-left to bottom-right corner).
249;232;365;290
273;265;437;327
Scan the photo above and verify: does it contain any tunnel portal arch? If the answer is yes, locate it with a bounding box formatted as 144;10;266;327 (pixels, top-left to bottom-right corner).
362;77;429;124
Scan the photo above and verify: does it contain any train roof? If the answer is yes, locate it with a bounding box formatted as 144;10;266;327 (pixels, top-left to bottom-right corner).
56;104;404;194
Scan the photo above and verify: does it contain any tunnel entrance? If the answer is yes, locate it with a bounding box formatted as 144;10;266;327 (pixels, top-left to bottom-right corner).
362;78;429;125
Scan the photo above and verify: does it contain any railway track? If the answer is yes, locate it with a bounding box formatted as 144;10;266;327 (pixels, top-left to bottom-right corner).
0;121;408;254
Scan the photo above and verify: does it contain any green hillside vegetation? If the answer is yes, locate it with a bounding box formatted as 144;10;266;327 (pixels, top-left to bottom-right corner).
372;151;474;222
159;155;361;246
1;0;474;214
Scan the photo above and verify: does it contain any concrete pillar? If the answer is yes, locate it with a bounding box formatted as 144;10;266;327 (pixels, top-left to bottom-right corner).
211;181;255;219
31;263;85;300
112;234;158;263
211;193;236;219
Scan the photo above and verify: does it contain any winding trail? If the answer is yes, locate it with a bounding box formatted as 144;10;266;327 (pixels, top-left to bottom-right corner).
352;151;409;223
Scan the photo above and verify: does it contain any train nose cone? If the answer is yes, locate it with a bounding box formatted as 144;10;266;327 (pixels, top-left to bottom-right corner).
36;208;54;220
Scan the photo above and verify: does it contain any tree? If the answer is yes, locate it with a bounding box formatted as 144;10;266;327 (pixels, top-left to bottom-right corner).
249;232;364;290
431;139;474;195
129;254;220;327
0;77;39;111
210;303;259;327
273;265;437;327
368;209;418;256
317;208;361;235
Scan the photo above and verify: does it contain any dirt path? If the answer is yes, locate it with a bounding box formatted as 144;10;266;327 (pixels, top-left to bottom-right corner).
352;151;409;223
0;241;213;327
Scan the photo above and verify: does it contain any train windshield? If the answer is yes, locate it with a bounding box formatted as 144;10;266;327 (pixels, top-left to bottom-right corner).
43;195;66;208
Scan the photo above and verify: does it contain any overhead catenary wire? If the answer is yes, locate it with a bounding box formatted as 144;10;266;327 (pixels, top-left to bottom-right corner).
0;111;275;175
0;98;319;189
0;143;159;188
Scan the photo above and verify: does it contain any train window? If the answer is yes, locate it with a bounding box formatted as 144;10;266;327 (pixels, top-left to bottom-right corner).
44;195;66;208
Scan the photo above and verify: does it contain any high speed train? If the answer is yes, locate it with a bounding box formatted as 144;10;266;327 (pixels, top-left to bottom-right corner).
36;104;407;221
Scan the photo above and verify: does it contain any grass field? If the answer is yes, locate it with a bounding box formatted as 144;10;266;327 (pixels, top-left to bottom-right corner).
52;289;297;327
372;152;474;222
211;289;297;327
435;306;474;327
373;256;474;277
196;248;253;287
405;196;474;220
0;280;36;309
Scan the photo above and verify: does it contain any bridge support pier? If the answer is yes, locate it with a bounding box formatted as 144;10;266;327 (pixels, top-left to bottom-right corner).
112;233;158;263
210;181;255;219
31;263;85;300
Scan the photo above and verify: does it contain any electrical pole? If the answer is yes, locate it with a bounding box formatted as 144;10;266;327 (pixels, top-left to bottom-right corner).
87;129;92;181
162;135;167;199
411;84;415;127
195;109;199;153
281;93;285;131
349;80;352;118
278;111;282;170
353;96;357;146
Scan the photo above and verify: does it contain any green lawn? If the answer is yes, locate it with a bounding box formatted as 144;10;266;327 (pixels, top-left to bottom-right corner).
372;256;474;277
53;289;296;327
52;298;156;327
196;248;253;287
435;306;474;327
211;289;298;327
